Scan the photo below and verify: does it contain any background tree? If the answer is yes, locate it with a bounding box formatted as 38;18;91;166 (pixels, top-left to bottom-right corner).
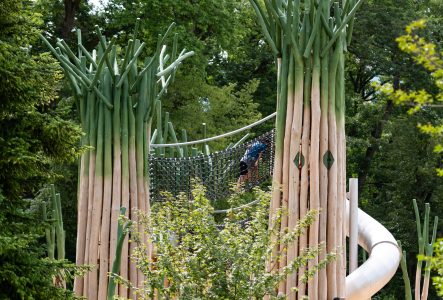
102;0;266;138
352;16;443;298
347;0;441;191
34;0;104;44
0;0;83;298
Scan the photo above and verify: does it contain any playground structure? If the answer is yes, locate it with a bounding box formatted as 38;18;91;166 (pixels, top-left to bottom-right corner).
40;0;404;298
149;117;401;300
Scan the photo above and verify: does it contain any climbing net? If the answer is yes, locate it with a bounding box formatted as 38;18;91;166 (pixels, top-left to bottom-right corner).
149;130;275;203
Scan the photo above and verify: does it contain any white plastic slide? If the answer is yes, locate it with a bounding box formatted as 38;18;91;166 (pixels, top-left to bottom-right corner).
345;200;401;300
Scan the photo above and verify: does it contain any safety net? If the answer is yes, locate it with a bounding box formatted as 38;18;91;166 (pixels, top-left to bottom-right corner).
149;130;275;203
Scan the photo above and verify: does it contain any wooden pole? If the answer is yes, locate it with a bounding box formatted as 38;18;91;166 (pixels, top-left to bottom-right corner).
298;45;312;298
336;47;347;298
88;101;105;300
287;62;304;299
120;79;130;298
319;3;331;298
110;76;122;281
98;70;114;300
308;29;321;300
279;55;295;295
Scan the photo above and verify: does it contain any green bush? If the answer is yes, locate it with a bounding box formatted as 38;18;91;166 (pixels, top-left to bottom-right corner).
429;239;443;297
118;185;334;299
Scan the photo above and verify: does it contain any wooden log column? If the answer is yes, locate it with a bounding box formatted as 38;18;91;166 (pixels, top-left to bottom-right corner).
250;0;364;298
41;21;193;299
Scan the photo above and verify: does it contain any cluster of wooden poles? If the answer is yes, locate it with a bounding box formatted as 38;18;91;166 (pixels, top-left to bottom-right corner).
40;21;193;299
41;184;65;262
250;0;363;299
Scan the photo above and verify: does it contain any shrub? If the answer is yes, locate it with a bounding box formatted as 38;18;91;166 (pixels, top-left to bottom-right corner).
117;185;334;299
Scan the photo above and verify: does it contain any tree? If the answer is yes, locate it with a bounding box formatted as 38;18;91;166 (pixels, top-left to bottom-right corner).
162;75;262;149
379;19;443;174
347;0;441;191
103;0;267;140
0;0;83;298
34;0;105;48
103;0;247;74
367;19;443;299
381;20;443;159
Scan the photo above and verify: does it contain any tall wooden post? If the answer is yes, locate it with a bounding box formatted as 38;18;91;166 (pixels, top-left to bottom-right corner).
250;0;364;298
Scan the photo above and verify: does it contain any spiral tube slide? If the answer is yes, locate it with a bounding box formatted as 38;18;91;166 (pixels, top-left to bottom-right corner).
344;200;401;299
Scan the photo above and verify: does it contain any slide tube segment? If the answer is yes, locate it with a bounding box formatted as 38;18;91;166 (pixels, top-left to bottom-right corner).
345;200;401;300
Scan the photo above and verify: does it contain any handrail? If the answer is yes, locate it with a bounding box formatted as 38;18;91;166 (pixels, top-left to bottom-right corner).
151;112;276;148
345;199;401;300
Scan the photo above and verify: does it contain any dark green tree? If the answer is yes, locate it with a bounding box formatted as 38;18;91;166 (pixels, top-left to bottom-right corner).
34;0;104;45
103;0;246;73
347;0;439;191
0;0;83;298
346;3;443;297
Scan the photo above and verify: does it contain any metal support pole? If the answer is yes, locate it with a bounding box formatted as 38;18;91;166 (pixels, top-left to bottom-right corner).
349;178;358;273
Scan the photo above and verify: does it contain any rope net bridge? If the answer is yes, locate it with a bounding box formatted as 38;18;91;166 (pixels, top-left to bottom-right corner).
149;130;275;202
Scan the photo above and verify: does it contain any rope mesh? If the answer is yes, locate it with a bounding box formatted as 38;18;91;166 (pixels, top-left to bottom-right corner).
149;130;275;203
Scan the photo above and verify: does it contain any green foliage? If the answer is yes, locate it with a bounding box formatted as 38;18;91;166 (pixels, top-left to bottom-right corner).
162;75;262;150
350;0;440;96
0;0;83;298
0;0;83;200
34;0;104;46
0;190;79;299
103;0;248;73
378;20;442;108
364;18;443;298
378;20;443;173
119;185;334;299
429;239;443;296
103;0;267;143
347;98;443;298
418;239;443;297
